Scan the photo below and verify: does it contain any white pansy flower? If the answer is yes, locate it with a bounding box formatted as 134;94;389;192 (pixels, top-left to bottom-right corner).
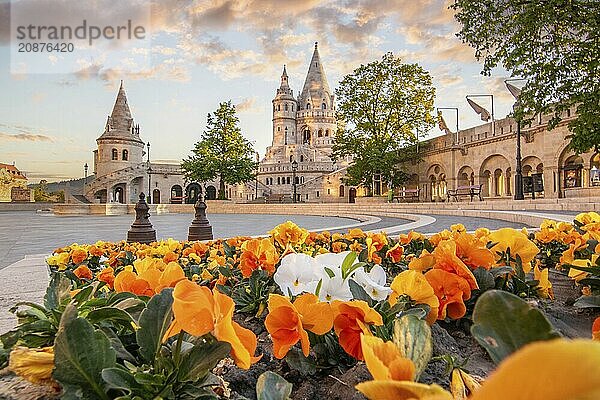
274;253;321;296
317;275;353;302
352;264;392;301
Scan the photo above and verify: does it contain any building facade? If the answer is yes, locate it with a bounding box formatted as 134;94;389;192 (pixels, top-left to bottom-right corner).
0;163;31;202
84;46;599;205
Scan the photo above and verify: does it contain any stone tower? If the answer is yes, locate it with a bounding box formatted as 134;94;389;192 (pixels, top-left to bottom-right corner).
296;42;337;148
94;81;145;178
271;65;298;147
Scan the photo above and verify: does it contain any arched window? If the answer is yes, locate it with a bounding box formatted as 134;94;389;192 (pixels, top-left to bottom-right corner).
286;177;290;184
339;185;345;197
277;126;280;131
277;104;280;111
306;103;311;109
111;148;118;160
277;177;281;185
591;153;600;186
284;104;288;111
122;149;128;160
322;102;326;109
300;155;304;162
318;129;323;137
289;155;293;162
325;129;329;137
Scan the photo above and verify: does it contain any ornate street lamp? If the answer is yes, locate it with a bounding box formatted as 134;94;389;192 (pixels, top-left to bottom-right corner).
505;79;526;200
291;159;298;203
466;94;495;136
84;163;88;184
255;152;259;200
147;142;152;204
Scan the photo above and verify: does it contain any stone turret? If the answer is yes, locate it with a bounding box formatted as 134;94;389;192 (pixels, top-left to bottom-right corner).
94;81;146;178
296;42;337;148
272;65;298;147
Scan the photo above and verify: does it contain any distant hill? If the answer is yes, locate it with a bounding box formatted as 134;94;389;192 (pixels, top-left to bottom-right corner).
28;177;86;195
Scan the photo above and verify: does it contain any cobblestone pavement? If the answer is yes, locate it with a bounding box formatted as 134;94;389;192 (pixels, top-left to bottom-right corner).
0;212;364;270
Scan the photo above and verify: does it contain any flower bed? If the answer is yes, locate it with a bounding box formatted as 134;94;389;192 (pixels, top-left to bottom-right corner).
1;216;600;399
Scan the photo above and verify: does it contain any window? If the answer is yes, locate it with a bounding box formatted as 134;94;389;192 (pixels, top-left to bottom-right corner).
289;155;293;162
277;105;280;111
325;129;329;137
277;177;281;185
277;126;280;131
339;185;345;197
306;103;311;109
111;148;118;160
318;129;323;137
285;104;288;111
316;191;320;198
322;103;326;109
591;154;600;186
300;155;304;162
122;149;128;160
292;104;294;112
327;188;331;195
286;177;290;184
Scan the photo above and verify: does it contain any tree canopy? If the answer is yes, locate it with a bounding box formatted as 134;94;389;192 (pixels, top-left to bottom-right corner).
181;101;257;200
332;52;435;190
452;0;600;153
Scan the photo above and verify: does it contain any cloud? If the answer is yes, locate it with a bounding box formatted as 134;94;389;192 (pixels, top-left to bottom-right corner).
235;97;260;113
0;132;54;142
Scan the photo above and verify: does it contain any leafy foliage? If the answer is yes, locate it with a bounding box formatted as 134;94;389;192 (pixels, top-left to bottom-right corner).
256;371;292;400
181;101;258;199
332;52;435;191
452;0;600;154
471;290;560;364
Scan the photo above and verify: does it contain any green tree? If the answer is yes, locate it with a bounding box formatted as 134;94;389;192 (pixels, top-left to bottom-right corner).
332;53;435;192
452;0;600;153
182;101;257;200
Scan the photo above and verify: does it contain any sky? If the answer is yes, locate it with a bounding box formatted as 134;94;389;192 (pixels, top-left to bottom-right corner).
0;0;517;183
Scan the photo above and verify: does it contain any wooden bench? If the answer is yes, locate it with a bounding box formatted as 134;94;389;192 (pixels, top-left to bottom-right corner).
392;188;420;202
447;184;483;202
170;196;186;204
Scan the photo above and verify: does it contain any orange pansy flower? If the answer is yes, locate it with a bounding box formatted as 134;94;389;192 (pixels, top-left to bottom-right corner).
265;293;333;358
97;267;115;289
163;251;178;264
488;228;539;272
432;240;478;290
388;270;439;325
73;265;93;280
165;280;260;369
332;300;383;360
454;232;494;270
408;249;435;272
269;221;309;248
361;334;415;381
424;269;471;320
386;243;404;263
114;270;155;297
239;238;279;278
593;317;600;341
71;249;88;264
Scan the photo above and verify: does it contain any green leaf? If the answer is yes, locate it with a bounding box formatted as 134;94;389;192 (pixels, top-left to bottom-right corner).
472;268;495;292
53;303;116;400
471;290;560;364
178;340;231;382
341;252;358;279
136;288;174;363
45;273;71;310
348;279;373;304
490;266;514;278
392;315;432;380
256;371;292;400
573;295;600;308
102;366;145;395
284;347;317;376
86;307;136;326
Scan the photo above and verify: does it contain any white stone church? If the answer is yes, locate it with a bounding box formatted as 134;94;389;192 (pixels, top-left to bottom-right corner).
84;43;351;204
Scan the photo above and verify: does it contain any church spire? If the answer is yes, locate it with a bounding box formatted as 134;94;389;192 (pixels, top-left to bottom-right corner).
280;64;290;89
298;42;332;109
99;81;142;142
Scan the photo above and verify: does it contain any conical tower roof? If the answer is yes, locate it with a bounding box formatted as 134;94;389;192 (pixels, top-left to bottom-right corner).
298;42;332;106
275;65;294;99
98;81;143;143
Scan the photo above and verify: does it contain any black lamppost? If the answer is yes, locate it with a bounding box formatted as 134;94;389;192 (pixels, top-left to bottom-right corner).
84;163;88;184
255;152;259;200
291;159;298;203
436;107;460;144
505;79;526;200
147;142;152;204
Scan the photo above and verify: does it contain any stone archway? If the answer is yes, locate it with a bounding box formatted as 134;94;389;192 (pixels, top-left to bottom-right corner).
480;154;511;197
457;165;475;186
205;185;217;200
152;189;161;204
426;164;447;201
348;187;357;203
185;182;202;204
170;185;183;203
